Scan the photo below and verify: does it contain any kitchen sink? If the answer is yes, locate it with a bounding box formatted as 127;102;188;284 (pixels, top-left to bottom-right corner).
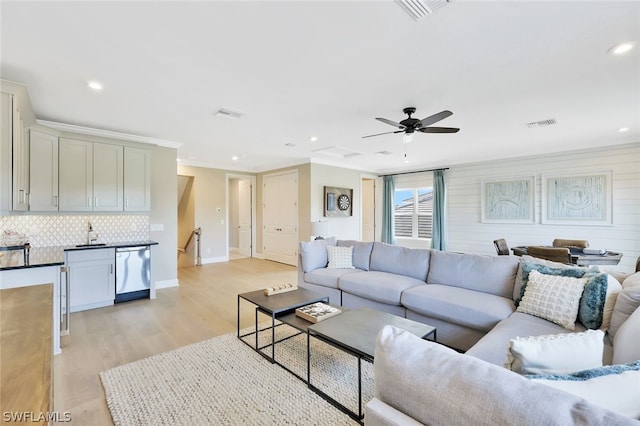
75;243;107;248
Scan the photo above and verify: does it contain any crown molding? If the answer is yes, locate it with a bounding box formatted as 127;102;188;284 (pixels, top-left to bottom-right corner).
36;120;183;148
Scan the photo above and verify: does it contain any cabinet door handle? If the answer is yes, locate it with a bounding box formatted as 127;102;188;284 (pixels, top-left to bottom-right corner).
53;195;58;207
110;264;113;274
95;197;99;207
125;197;129;208
19;189;24;203
88;196;92;207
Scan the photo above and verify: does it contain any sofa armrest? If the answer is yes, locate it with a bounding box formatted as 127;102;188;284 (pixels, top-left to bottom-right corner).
364;397;424;426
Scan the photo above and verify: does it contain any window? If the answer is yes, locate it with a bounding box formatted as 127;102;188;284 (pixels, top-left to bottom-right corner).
394;188;433;239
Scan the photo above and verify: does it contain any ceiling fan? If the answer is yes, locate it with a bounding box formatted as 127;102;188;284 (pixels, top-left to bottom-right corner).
363;107;460;143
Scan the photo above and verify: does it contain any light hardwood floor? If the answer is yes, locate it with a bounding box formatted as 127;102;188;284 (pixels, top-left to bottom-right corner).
53;258;296;425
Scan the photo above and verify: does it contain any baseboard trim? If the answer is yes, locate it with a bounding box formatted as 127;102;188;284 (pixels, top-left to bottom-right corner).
155;279;179;289
202;256;229;264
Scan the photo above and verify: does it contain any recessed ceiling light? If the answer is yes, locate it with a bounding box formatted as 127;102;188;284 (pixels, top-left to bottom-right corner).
618;127;630;132
176;158;182;162
88;81;103;90
231;156;239;161
608;41;636;55
309;136;318;142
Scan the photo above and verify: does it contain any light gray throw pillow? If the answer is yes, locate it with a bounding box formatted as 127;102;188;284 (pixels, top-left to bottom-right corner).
299;237;336;272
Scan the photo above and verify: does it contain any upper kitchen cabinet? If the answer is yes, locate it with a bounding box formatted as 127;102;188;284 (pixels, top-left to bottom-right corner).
94;143;123;211
12;96;29;212
0;93;12;211
59;138;124;211
59;138;93;211
29;130;59;211
124;147;151;211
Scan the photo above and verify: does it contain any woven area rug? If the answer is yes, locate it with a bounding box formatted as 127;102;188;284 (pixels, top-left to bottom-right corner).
100;325;374;425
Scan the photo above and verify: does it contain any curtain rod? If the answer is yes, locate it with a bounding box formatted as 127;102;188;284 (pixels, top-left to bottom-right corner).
380;167;449;178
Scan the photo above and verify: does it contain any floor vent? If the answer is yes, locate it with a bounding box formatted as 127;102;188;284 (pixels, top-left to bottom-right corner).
527;118;557;128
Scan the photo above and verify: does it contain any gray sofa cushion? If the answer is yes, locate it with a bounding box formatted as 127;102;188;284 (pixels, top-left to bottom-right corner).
401;284;515;332
466;312;588;366
369;242;430;281
427;250;519;299
339;271;424;305
304;268;363;289
373;326;635;426
299;238;336;272
337;240;373;271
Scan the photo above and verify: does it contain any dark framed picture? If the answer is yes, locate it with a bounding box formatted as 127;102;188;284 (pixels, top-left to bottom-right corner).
324;186;352;217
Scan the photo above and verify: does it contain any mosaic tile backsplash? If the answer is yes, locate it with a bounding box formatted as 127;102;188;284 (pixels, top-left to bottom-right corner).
0;214;150;247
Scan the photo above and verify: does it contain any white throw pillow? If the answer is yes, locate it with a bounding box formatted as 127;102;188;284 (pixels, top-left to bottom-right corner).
517;270;586;330
326;245;355;269
505;329;604;375
528;362;640;419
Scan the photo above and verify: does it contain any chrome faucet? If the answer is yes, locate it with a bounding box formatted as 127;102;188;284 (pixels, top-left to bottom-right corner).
87;222;98;245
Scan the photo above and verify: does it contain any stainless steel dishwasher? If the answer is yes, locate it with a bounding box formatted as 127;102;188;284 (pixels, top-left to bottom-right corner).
115;245;151;303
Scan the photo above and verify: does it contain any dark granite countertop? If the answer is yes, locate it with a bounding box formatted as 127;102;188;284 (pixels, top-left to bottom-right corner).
0;241;158;271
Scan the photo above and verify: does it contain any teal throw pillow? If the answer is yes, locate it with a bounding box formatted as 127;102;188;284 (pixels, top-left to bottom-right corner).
525;360;640;381
578;271;608;329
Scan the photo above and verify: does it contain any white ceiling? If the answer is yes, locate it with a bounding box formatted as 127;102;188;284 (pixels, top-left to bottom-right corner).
1;1;639;174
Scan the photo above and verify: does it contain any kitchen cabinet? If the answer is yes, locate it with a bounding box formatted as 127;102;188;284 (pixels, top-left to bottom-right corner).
59;138;123;211
0;93;12;211
66;248;115;312
124;146;151;211
94;143;124;211
12;95;29;211
29;129;59;211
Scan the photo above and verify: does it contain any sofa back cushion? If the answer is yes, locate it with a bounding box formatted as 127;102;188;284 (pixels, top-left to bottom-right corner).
337;240;373;271
427;251;519;299
369;242;430;281
299;237;336;272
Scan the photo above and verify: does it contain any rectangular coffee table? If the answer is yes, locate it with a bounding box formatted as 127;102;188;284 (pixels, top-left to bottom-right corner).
307;308;436;421
237;288;329;376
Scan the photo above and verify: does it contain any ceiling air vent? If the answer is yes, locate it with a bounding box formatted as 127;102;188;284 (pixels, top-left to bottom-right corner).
527;118;557;128
395;0;452;21
213;108;245;119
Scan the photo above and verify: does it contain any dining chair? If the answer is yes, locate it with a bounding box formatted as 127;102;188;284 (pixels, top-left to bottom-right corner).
552;239;589;249
493;239;510;256
527;246;573;264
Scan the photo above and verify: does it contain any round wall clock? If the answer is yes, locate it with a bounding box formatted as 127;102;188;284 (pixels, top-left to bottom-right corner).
337;194;351;211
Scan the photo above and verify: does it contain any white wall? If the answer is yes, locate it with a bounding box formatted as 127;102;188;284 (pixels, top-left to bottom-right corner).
310;163;367;241
445;143;640;273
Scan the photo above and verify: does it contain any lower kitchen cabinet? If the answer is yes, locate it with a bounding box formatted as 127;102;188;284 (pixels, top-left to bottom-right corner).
66;248;115;312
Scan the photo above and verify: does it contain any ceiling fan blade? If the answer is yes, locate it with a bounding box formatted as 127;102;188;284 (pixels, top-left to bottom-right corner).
362;130;404;139
376;117;405;128
419;110;453;127
418;127;460;134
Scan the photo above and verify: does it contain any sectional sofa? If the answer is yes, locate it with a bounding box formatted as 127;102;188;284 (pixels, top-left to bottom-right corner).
298;238;640;423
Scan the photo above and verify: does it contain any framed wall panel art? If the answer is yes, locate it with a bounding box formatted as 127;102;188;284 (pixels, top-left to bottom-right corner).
481;176;535;223
542;171;612;226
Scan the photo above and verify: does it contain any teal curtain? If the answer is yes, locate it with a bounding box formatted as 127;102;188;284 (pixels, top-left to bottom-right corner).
431;169;446;251
381;175;395;244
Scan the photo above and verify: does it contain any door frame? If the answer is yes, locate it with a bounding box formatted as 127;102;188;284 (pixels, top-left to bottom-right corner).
225;173;257;259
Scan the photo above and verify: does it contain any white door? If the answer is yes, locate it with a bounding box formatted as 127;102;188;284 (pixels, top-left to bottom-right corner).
362;178;375;242
238;179;252;257
263;170;298;265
